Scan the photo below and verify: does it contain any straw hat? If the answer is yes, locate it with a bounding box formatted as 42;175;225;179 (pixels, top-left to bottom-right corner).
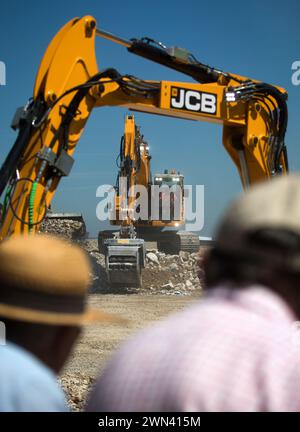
0;235;121;325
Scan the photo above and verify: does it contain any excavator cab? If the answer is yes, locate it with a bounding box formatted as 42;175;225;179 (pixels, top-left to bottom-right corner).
153;170;184;189
153;170;184;222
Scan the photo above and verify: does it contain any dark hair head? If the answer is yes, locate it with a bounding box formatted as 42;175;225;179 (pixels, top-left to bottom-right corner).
204;228;300;290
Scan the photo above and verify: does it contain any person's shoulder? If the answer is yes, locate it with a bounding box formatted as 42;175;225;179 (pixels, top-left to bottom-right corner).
1;342;53;379
0;343;67;412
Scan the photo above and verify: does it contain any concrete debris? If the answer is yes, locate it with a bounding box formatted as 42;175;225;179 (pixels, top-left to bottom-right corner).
169;262;179;271
179;251;190;261
146;252;160;265
161;282;174;290
40;217;85;240
185;279;194;289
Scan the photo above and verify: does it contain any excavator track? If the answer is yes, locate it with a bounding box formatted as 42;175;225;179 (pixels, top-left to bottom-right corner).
157;230;200;254
176;231;200;253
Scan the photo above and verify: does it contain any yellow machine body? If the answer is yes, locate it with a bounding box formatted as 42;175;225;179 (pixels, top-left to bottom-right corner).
0;15;288;240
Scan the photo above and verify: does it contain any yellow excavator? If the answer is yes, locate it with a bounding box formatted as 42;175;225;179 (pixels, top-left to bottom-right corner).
0;15;288;287
98;114;199;255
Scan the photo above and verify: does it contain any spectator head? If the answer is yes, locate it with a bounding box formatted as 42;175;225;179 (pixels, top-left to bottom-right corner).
0;235;119;373
203;174;300;317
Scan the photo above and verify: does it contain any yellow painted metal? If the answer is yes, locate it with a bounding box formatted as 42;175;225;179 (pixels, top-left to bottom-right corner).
0;15;288;239
0;16;98;238
117;239;130;244
33;17;79;98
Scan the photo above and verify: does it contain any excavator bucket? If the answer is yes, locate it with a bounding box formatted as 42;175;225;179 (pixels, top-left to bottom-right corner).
104;238;146;287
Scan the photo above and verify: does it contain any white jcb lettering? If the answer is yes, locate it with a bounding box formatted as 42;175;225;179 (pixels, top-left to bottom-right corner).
171;88;216;114
171;89;185;108
201;93;216;113
185;90;201;111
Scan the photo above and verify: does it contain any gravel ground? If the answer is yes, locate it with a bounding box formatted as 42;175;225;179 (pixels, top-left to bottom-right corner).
60;294;200;411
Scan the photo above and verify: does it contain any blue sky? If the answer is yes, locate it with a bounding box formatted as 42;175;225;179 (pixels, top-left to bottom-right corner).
0;0;299;237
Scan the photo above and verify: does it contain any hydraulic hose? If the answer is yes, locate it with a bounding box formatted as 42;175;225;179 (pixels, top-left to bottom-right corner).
28;181;38;233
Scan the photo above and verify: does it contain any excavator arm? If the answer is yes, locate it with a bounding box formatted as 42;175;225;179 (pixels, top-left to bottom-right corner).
0;15;288;240
112;114;151;230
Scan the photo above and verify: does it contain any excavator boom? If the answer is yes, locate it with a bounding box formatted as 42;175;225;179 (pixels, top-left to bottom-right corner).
0;15;288;259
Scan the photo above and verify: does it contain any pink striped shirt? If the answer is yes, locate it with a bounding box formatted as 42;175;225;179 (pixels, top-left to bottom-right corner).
87;285;300;412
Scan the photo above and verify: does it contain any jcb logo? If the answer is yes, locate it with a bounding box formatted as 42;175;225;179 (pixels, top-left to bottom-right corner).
170;87;217;115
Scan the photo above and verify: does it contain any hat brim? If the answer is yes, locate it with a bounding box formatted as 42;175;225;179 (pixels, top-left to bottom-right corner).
0;302;125;326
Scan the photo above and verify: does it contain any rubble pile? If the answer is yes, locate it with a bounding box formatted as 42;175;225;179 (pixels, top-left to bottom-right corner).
142;249;203;295
40;217;85;240
84;239;203;296
41;217;203;295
